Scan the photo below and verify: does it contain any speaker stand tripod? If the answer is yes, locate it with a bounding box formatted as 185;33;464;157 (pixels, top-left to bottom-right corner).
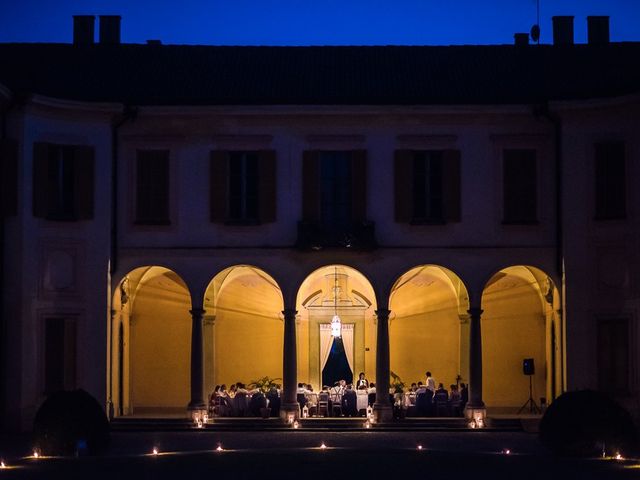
518;375;541;414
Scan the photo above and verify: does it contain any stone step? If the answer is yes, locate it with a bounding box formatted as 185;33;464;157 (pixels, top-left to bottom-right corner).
110;416;524;432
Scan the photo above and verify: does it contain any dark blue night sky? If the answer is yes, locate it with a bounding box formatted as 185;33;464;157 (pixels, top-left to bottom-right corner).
1;0;639;45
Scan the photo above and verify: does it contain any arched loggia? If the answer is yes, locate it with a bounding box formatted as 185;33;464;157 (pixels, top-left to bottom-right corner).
202;265;284;408
295;265;377;391
111;266;192;416
389;265;470;414
482;265;562;413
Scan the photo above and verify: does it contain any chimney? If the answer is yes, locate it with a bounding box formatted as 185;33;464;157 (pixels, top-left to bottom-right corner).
514;33;530;46
73;15;95;45
552;16;574;45
587;16;610;45
99;15;121;44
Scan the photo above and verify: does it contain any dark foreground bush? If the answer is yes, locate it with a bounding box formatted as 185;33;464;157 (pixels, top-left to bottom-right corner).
539;390;637;457
33;389;110;456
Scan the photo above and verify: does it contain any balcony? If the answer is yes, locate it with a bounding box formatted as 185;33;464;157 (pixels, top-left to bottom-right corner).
296;221;377;251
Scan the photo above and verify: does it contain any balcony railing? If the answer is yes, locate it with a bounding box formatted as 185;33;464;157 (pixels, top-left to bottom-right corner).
296;221;377;251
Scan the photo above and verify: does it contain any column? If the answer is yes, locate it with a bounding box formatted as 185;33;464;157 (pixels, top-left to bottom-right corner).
107;309;117;420
203;315;216;400
465;307;486;423
373;308;393;422
188;308;206;412
280;308;299;421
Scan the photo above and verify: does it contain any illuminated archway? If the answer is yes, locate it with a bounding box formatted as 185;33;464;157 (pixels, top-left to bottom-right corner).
111;266;192;416
389;265;470;397
482;265;561;412
296;265;377;390
203;265;284;397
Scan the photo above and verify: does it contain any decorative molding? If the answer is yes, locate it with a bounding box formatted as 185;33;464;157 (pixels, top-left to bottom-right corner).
396;134;457;149
305;134;365;148
38;239;84;301
211;134;273;149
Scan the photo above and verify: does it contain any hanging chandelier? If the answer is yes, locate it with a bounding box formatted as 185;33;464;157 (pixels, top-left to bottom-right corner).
331;267;342;338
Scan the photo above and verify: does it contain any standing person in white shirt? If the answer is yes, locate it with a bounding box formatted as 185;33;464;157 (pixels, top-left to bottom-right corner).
425;371;436;394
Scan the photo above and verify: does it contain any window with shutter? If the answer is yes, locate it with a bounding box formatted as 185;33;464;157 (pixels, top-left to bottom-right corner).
210;150;277;225
597;318;629;395
228;152;259;223
595;142;626;220
135;150;170;225
395;149;460;224
44;317;77;394
32;143;94;221
503;149;537;224
320;151;353;230
413;151;444;223
258;150;277;223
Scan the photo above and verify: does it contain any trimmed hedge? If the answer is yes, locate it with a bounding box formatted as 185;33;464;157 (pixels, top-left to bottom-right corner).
539;390;637;457
33;389;110;456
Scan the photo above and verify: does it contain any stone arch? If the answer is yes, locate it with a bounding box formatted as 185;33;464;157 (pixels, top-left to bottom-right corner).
295;264;378;390
111;266;192;416
388;265;470;401
203;265;284;398
481;265;562;411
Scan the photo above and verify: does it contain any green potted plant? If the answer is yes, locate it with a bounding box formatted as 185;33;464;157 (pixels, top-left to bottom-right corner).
249;376;282;418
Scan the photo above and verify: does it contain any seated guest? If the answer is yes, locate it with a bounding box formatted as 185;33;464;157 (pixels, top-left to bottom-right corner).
415;389;433;416
434;383;448;401
249;390;267;417
449;384;461;401
228;383;237;397
410;383;417;392
416;382;427;394
356;372;369;390
266;387;280;417
460;383;468;409
367;383;376;407
342;384;358;417
297;382;308;410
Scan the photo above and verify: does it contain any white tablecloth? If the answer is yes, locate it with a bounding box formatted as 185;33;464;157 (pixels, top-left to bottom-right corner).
356;390;369;411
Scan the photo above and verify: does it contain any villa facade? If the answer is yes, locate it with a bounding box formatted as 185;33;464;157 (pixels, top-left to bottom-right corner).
1;15;639;430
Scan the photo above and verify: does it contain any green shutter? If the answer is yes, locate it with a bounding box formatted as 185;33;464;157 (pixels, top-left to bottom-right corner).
32;142;50;218
74;145;95;220
210;151;228;223
302;150;320;222
443;149;461;223
258;150;277;224
394;150;413;223
351;150;367;222
1;139;18;217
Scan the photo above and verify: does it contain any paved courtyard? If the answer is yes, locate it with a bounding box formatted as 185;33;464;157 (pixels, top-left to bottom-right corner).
1;431;638;479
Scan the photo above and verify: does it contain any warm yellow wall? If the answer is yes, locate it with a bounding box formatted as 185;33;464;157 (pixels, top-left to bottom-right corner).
364;310;376;384
214;312;283;386
482;277;546;408
130;288;191;409
390;308;461;388
205;266;284;388
297;310;310;384
389;267;461;389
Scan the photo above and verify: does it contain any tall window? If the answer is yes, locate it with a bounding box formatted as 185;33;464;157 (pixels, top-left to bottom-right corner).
210;150;276;225
597;318;629;395
413;151;444;223
33;143;94;221
394;149;460;224
595;142;626;220
228;152;259;222
135;150;170;225
320;151;353;230
503;149;537;224
44;317;77;394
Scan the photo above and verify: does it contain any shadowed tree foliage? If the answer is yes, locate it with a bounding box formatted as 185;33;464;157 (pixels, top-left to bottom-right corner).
540;390;637;457
33;389;110;456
